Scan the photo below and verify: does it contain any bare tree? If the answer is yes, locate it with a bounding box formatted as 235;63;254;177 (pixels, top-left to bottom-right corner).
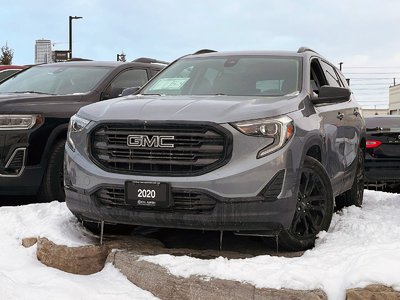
0;43;14;65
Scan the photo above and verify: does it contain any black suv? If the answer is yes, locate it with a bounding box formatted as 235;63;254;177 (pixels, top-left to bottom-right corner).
364;115;400;191
0;59;166;201
65;48;365;250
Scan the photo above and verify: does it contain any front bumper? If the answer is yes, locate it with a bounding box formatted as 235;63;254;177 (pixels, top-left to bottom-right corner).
65;123;303;232
66;186;294;232
0;165;44;195
0;130;43;195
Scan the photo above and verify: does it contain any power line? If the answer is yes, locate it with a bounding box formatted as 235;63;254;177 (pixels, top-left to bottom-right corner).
357;100;388;102
356;95;389;98
353;89;388;91
351;83;392;86
354;89;388;90
349;77;396;80
345;72;400;75
344;66;400;69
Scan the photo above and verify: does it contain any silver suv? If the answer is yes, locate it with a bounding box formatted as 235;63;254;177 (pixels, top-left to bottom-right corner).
64;48;365;250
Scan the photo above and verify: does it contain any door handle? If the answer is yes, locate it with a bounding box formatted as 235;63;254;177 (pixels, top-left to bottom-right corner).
353;108;360;117
337;112;344;120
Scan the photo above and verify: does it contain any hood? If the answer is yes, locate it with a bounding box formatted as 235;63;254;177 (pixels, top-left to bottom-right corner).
78;94;305;123
0;92;84;113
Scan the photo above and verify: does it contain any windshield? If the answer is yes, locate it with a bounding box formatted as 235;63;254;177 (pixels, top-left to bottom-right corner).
142;55;302;97
0;65;112;95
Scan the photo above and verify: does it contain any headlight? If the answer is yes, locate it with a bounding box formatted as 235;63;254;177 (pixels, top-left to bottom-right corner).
67;115;90;151
232;115;294;158
0;114;42;130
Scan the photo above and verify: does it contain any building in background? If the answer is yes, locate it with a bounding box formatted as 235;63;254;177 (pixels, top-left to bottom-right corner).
35;39;53;64
362;108;389;116
389;84;400;115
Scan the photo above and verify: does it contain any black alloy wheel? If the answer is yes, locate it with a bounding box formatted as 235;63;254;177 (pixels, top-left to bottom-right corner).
279;156;334;251
291;168;328;239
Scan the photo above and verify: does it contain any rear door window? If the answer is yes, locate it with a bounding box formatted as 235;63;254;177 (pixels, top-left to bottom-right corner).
106;69;148;98
320;61;341;87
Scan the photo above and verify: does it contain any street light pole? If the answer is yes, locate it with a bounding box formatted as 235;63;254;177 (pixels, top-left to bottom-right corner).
69;16;83;59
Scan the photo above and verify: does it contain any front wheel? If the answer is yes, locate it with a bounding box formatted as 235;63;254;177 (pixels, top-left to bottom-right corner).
37;139;66;202
279;156;334;251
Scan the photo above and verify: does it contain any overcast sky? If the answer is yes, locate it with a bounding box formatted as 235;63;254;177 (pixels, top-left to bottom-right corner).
2;0;400;108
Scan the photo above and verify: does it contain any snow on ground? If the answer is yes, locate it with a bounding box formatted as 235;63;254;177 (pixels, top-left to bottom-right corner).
1;190;400;300
142;190;400;300
0;201;157;300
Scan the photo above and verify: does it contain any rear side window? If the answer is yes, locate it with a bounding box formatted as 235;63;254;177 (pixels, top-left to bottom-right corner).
336;70;350;88
150;69;161;78
0;69;20;81
106;69;149;98
320;61;341;87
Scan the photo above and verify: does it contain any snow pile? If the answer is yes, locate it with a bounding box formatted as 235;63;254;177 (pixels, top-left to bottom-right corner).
0;201;156;300
142;190;400;300
1;191;400;299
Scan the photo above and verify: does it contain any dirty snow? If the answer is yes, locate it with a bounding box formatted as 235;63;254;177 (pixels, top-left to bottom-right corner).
1;190;400;299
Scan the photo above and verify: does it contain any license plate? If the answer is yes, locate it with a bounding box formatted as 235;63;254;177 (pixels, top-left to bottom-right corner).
125;181;171;208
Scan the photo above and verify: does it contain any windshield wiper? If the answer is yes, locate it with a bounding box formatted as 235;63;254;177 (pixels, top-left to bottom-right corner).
13;91;56;95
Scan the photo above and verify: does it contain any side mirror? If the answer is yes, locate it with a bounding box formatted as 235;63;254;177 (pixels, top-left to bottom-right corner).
311;85;351;104
120;87;140;97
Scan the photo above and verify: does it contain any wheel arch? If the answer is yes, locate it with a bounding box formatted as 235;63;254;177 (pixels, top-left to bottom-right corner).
305;145;322;162
300;135;325;166
40;123;68;167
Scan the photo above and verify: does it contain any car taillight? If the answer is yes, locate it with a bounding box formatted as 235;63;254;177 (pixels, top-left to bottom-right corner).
366;140;382;149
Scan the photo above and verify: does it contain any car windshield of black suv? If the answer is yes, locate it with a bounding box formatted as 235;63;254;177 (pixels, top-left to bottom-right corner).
0;65;112;95
141;55;302;97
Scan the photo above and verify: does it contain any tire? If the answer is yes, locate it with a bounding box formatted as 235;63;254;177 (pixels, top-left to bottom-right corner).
37;139;66;202
278;156;334;251
335;148;364;210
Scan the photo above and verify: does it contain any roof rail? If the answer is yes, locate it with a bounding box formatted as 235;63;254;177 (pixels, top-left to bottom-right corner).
297;47;319;54
193;49;217;55
132;57;169;65
67;58;93;61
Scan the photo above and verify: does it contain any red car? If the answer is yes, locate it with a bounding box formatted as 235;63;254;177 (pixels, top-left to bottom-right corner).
0;65;27;82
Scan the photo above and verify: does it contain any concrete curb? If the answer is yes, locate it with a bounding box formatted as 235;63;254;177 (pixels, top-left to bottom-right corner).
107;250;327;300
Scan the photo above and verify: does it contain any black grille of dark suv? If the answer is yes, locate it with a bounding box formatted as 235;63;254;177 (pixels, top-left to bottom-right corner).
90;122;232;176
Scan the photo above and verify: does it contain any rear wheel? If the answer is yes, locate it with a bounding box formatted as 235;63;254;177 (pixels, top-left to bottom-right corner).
279;156;334;251
335;148;364;210
37;139;65;202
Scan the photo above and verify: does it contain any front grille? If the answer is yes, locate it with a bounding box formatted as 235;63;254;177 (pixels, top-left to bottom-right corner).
96;187;125;206
94;187;217;213
90;122;231;176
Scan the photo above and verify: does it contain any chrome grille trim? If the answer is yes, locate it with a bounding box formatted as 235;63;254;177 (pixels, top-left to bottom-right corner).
90;122;232;176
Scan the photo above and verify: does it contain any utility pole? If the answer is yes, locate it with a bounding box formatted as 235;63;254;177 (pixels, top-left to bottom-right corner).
339;62;343;71
69;16;83;59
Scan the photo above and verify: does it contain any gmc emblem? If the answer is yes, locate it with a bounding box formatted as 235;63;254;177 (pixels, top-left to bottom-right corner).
127;135;175;148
